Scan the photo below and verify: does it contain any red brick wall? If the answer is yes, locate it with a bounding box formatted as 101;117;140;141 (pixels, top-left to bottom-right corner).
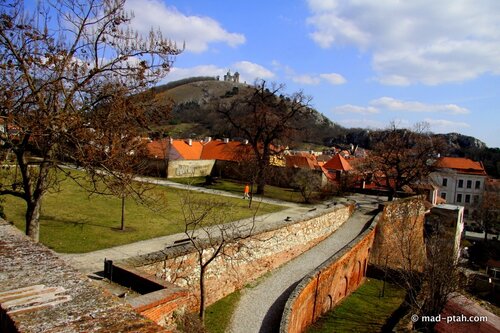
280;197;428;333
280;225;377;333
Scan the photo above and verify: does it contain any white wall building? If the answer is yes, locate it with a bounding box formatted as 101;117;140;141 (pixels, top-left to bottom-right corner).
429;157;488;220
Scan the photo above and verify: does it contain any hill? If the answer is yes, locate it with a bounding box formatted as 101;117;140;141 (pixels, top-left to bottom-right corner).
145;78;498;177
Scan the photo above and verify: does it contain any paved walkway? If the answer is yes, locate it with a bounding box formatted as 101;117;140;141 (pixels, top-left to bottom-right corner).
229;195;383;333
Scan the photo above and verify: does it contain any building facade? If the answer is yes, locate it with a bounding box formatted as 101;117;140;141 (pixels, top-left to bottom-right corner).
429;157;488;220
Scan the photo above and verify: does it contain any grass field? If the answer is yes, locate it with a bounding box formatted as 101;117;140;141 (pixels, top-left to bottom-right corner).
170;177;306;203
205;290;241;333
3;171;283;253
306;278;406;333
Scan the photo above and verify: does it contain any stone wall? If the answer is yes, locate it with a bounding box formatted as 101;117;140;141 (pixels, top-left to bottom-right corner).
370;196;427;272
0;219;166;333
279;217;378;333
117;204;354;319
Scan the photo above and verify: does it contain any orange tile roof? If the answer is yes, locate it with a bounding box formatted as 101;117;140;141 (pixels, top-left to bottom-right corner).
146;139;169;159
323;154;353;171
285;155;319;170
170;139;204;160
200;140;252;161
435;157;486;175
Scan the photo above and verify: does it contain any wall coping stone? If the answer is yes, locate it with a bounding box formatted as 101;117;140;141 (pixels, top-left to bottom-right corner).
0;219;167;333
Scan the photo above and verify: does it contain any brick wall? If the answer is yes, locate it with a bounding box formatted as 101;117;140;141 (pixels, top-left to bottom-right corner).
279;218;377;333
280;196;428;333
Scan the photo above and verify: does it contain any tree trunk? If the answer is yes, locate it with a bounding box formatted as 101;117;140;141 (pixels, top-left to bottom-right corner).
256;159;267;195
199;264;207;322
121;195;126;231
26;198;42;242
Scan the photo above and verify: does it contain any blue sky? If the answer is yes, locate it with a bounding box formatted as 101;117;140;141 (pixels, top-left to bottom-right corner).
125;0;500;148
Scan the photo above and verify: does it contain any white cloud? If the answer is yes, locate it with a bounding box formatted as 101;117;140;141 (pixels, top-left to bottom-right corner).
292;74;321;85
371;97;469;115
233;61;275;83
333;104;379;115
163;62;274;84
424;118;471;132
320;73;346;85
306;0;500;85
337;119;385;129
126;0;245;53
166;65;225;82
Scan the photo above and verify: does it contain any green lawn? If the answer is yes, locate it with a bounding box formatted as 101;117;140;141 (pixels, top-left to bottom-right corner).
306;278;406;333
3;172;283;253
170;177;306;203
205;290;241;333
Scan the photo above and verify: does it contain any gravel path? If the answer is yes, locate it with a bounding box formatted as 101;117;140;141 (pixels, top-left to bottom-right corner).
229;196;382;333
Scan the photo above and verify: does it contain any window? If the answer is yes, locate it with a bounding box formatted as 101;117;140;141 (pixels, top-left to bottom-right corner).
458;179;464;188
441;192;447;200
465;194;470;203
467;180;472;189
457;194;462;202
473;195;479;204
442;178;448;186
464;209;469;217
475;181;481;189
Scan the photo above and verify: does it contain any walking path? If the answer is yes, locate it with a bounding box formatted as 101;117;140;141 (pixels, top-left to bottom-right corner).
229;195;383;333
60;177;345;274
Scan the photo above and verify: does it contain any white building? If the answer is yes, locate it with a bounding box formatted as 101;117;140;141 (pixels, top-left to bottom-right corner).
429;157;488;220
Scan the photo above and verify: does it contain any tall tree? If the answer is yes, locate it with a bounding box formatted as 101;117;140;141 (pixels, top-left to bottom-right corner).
361;123;442;201
0;0;181;241
218;80;311;195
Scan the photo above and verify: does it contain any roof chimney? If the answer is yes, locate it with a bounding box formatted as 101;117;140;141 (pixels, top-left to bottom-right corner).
243;139;249;145
187;139;192;146
224;138;229;143
205;136;212;143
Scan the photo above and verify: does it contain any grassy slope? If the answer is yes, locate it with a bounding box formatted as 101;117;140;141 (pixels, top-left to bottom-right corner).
307;278;406;333
3;172;282;253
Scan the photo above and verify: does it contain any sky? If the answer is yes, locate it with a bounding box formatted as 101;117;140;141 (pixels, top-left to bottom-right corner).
125;1;500;148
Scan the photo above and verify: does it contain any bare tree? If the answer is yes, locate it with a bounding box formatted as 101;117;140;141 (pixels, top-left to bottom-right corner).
0;0;181;241
473;187;500;242
217;80;312;195
412;230;461;332
375;200;461;332
361;123;442;201
291;168;322;203
179;191;257;322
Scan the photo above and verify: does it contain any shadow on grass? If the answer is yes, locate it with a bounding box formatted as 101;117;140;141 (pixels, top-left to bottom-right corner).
41;214;111;230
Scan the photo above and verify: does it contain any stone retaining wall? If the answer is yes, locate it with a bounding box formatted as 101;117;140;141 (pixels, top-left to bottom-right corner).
115;203;354;324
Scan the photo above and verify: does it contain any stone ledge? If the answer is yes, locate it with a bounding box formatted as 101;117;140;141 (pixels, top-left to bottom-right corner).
0;220;167;333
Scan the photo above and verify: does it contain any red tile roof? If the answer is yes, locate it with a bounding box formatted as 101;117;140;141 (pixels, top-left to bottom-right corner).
323;154;353;171
146;139;169;159
200;140;252;161
170;139;204;160
435;157;487;175
285;155;319;170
